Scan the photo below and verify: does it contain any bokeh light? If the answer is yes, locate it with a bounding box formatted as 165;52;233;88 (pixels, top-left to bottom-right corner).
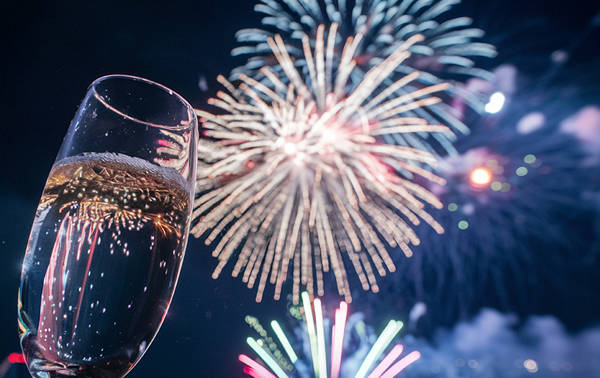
484;92;506;114
524;359;539;373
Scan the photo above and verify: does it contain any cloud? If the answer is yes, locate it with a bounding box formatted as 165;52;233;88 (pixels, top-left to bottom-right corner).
404;309;600;377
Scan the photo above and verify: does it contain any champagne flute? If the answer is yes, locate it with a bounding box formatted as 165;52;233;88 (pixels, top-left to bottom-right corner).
18;75;197;377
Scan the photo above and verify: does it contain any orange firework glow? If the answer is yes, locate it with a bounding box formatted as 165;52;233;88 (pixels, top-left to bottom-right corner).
470;167;493;187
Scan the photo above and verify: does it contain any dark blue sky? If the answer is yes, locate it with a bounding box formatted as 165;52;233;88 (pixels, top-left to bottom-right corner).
1;0;599;377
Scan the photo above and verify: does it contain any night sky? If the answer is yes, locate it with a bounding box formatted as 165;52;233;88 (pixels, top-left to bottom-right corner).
2;0;599;377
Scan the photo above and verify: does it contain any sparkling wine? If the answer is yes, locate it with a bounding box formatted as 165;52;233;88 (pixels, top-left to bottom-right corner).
19;152;191;377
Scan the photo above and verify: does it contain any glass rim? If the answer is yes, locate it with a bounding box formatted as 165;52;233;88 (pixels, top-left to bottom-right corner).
90;74;196;131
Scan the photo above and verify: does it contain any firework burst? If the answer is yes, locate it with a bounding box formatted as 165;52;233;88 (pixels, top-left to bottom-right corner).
239;292;420;378
232;0;496;154
193;23;453;304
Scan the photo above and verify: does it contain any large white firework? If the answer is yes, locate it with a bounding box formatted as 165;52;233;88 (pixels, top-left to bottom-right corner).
193;24;450;304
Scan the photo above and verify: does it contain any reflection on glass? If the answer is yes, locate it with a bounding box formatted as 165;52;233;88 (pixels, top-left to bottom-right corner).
19;75;197;377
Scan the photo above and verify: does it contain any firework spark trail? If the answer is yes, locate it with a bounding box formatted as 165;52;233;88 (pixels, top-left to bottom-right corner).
193;23;452;304
232;0;496;155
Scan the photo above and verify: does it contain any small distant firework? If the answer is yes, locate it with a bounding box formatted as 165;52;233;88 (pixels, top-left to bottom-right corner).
193;24;452;304
407;128;593;318
233;0;496;153
239;292;420;378
369;64;600;321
